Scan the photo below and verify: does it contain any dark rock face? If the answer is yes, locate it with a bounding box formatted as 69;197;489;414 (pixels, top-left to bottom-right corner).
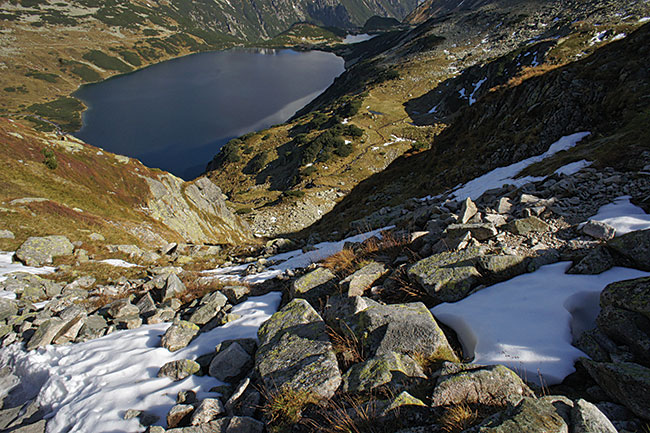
607;229;650;271
581;360;650;420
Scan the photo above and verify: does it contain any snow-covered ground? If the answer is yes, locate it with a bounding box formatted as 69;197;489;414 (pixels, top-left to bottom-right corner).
0;293;281;433
0;252;55;300
98;259;140;268
431;198;650;385
204;227;389;284
432;263;649;385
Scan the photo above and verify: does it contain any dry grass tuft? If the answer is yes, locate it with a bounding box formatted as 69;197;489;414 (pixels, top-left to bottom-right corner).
439;403;479;433
321;248;360;275
327;324;365;369
260;385;319;428
176;273;225;305
305;394;386;433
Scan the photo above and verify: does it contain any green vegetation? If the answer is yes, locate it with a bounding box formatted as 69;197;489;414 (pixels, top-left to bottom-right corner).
143;29;160;36
212;139;242;167
4;85;28;94
118;50;142;67
40;11;78;26
71;64;101;82
25;70;59;83
245;151;270;174
28;97;85;132
27;116;56;132
42;148;58;170
82;50;132;73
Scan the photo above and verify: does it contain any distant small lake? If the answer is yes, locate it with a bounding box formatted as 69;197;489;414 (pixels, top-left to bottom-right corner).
74;49;345;179
343;34;377;44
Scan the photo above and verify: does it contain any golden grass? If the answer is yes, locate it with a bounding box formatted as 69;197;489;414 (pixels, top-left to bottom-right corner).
260;385;319;428
305;394;392;433
439;403;479;433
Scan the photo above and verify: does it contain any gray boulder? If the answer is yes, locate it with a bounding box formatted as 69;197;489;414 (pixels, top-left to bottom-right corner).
465;397;568;432
190;301;224;326
136;293;157;317
76;314;107;342
290;267;336;305
445;223;498;241
15;235;74;266
431;363;534;408
221;286;249;304
607;229;650;270
505;216;550;235
345;300;458;362
163;273;187;301
225;416;264;433
0;298;18;322
581;359;650;419
582;220;616;240
106;299;140;319
255;299;341;400
340;262;387;297
342;351;426;394
475;255;528;284
408;248;483;303
567;247;614;275
167;404;194;428
208;342;252;382
161;321;200;352
158;359;200;381
0;229;14;239
572;399;617;433
190;398;225;425
165;419;229;432
26;318;65;350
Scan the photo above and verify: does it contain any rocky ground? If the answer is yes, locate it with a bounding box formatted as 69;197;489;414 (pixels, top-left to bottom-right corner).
1;144;650;432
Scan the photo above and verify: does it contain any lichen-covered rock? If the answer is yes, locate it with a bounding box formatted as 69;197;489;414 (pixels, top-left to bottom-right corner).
161;321;200;352
190;301;224;326
290;267;336;305
607;229;650;271
15;235;74;266
475;255;528;284
221;286;249;304
190;398;225;425
166;418;229;432
348;301;458;362
255;299;341;400
76;314;107;342
408;248;482;302
136;293;157;317
342;351;426;394
465;397;568;432
600;277;650;318
431;363;534;408
596;305;650;362
581;359;650;419
158;359;201;381
505;216;550;235
0;298;18;322
1;273;63;301
571;399;617;433
445;223;498;241
340;262;388;297
208;342;252;382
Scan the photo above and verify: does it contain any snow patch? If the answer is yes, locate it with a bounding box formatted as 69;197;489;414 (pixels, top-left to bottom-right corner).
0;293;282;433
586;196;650;236
98;259;140;268
0;252;56;299
450;132;590;201
554;159;591;176
469;77;487;106
432;263;649;385
205;227;391;284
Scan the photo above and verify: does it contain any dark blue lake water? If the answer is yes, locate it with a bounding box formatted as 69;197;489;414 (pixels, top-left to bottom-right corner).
73;49;344;179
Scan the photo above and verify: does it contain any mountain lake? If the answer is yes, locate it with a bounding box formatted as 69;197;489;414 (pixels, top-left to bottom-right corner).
74;48;345;179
